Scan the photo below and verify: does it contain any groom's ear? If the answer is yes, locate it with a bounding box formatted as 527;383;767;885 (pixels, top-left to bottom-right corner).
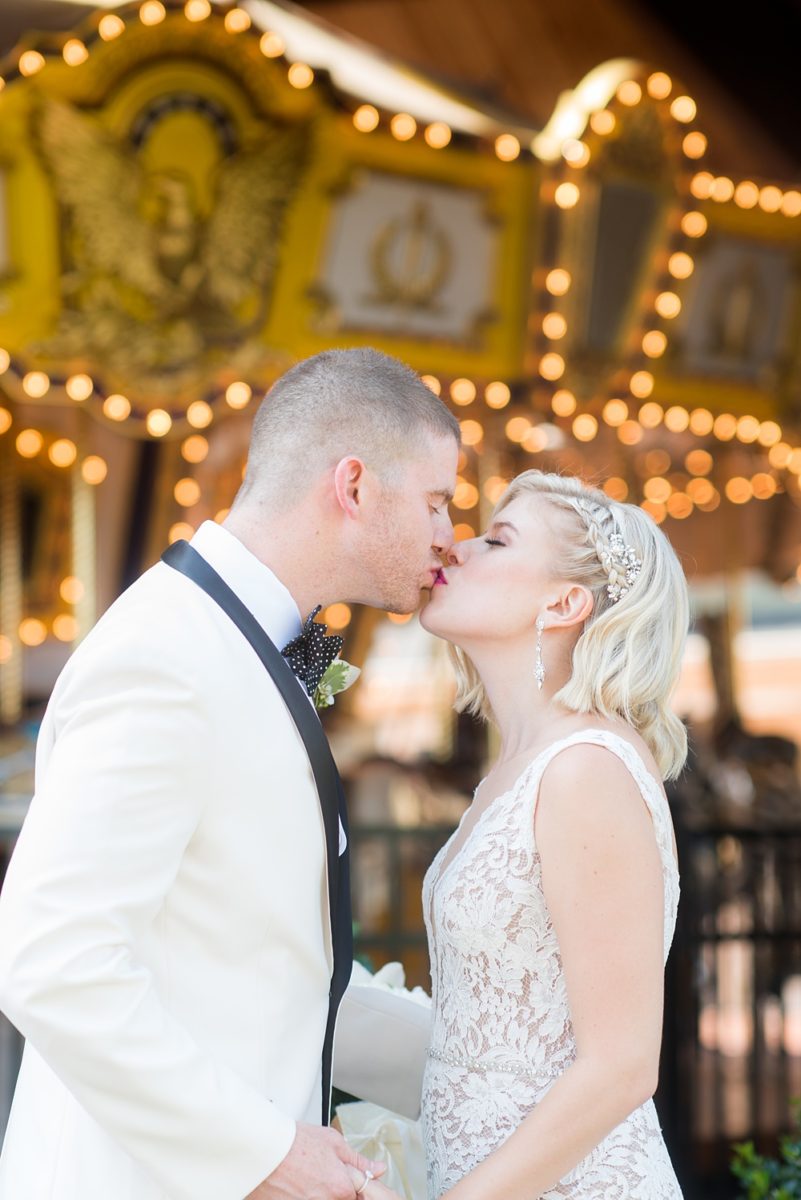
333;456;366;518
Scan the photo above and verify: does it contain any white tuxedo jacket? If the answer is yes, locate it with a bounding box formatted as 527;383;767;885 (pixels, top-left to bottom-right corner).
0;529;340;1200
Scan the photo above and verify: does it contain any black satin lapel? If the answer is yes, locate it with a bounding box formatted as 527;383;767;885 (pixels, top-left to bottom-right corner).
161;540;342;1003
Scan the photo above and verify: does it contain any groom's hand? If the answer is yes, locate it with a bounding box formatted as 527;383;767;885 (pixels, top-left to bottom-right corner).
246;1123;386;1200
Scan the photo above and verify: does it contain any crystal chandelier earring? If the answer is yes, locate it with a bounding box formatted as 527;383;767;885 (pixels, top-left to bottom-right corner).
535;617;545;690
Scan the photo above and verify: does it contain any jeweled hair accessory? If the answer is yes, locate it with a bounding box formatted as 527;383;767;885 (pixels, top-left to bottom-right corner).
602;532;642;603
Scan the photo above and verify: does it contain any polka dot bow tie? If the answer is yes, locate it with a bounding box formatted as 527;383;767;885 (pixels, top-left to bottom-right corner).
281;606;343;696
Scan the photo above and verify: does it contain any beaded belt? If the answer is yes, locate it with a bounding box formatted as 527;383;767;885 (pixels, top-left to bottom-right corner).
426;1047;563;1084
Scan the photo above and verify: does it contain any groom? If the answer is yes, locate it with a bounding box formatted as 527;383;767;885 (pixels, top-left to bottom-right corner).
0;348;459;1200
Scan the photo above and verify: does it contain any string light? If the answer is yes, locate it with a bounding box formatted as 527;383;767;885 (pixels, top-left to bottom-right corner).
736;415;760;443
16;429;43;458
646;72;672;99
453;479;479;509
690;172;714;200
572;414;598;442
551;389;577;417
98;13;125;39
665;406;690;433
670;96;697;123
139;2;166;26
542;313;567;339
495;134;520;161
781;191;801;217
485;381;511;409
48;439;77;468
602;399;629;426
642;331;667;358
682;132;707;159
60;576;84;604
545;268;571;296
0;407;10;435
769;443;793;469
22;371;50;398
758;421;782;447
538;352;565;381
655;291;681;319
666;493;693;519
483;477;509;504
225;381;252;409
187;400;213;429
682;211;707;237
53;615;78;642
734;181;759;209
81;456;107;485
174;478;201;507
352;103;381;132
19;51;45;76
713;413;738;441
638;402;664;428
66;374;93;401
63;39;89;66
103;394;131;421
182;435;209;463
710;176;735;202
450;378;476;406
169;522;194;544
644;449;671;475
505;417;531;443
259;31;285;57
668;252;694;279
686;449;713;476
522;426;548;453
224;8;251;33
630;371;654;399
759;186;783;213
288;63;314;89
752;473;777;499
0;349;9;373
554;182;580;209
617;81;642;106
184;0;211;20
421;374;441;395
604;477;629;501
146;409;172;437
689;408;714;436
725;477;753;504
562;139;590;167
590;110;615;135
323;603;351;630
618;420;644;445
387;113;416;141
645;477;672;504
459;419;483;446
19;619;47;647
425;122;451;148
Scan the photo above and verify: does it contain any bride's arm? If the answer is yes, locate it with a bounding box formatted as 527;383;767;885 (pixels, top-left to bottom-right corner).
444;744;667;1200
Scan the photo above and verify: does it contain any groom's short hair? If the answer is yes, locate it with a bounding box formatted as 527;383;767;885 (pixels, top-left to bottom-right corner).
240;348;460;505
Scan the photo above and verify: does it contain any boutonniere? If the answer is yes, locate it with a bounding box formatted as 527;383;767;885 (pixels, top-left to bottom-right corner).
313;657;361;710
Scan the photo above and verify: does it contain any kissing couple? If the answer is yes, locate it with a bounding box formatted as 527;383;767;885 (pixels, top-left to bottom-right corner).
0;348;687;1199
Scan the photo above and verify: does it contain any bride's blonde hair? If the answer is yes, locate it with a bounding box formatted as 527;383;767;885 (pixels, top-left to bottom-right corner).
450;470;690;780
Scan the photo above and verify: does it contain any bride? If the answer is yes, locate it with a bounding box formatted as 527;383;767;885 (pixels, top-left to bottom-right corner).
366;468;687;1199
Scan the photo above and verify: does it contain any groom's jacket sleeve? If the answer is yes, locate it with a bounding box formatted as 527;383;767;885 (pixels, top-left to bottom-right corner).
0;629;296;1200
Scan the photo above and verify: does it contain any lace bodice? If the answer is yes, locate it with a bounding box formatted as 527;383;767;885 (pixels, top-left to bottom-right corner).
421;729;683;1199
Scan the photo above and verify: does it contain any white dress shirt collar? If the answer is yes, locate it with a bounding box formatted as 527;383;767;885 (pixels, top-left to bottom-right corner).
189;520;303;651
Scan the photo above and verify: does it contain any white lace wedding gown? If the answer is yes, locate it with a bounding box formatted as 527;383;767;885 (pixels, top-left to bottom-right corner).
421;729;683;1199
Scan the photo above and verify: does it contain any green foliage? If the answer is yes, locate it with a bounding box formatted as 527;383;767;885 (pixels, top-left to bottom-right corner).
731;1100;801;1198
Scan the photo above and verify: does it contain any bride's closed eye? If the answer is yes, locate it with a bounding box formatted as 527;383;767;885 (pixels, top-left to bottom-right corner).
484;538;505;547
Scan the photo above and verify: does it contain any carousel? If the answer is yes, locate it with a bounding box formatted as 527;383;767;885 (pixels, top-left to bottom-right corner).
1;2;801;1194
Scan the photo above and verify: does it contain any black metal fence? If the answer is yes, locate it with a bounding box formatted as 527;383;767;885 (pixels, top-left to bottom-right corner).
351;815;801;1200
